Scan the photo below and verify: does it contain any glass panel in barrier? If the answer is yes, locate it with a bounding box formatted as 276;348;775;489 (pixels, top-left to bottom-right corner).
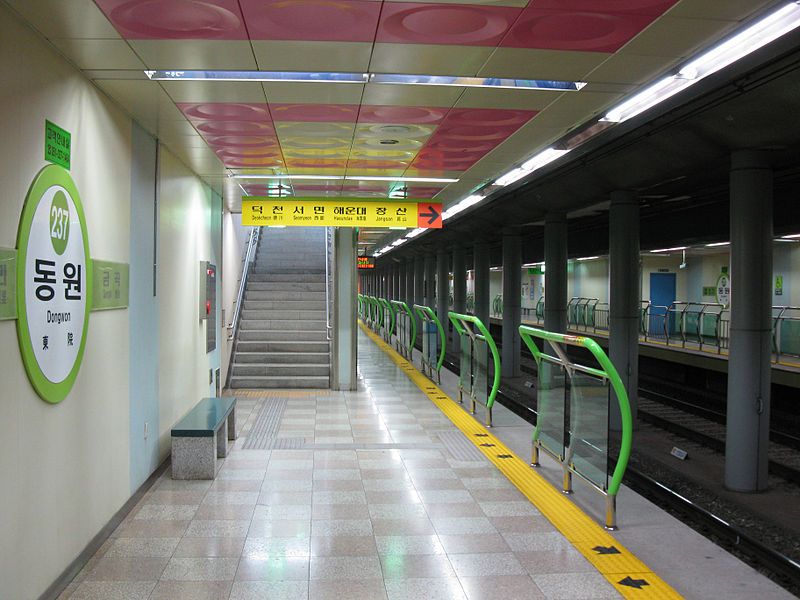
701;315;717;342
399;313;408;349
423;321;437;366
459;333;472;395
781;319;800;356
537;359;566;460
568;373;609;491
474;338;489;407
684;312;700;342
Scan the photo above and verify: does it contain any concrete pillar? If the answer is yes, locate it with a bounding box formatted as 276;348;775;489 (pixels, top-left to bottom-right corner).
474;242;490;328
331;228;357;390
544;212;567;333
452;245;466;353
414;256;424;340
609;191;640;430
502;234;522;377
398;261;406;302
725;150;773;493
425;254;436;308
405;259;414;309
437;250;449;335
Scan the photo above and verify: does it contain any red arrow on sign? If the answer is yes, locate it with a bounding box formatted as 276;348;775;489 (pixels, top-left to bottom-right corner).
417;203;443;229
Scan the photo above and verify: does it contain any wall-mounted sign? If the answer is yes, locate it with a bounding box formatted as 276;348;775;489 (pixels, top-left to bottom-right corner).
0;248;17;320
716;272;731;307
242;197;443;229
16;165;92;403
358;256;375;270
45;120;71;170
91;260;129;310
775;275;783;296
702;286;715;297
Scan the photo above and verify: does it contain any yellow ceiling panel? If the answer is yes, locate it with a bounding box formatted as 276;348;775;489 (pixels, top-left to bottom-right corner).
454;88;562;111
161;81;267;103
354;138;425;152
478;48;610;81
667;0;773;21
346;168;408;177
50;39;145;70
129;40;258;70
285;168;347;176
620;16;738;59
584;53;680;85
279;137;352;150
370;43;494;77
252;41;373;72
350;148;418;160
402;169;463;178
262;82;364;105
283;148;350;159
355;123;434;140
275;122;355;138
362;84;463;107
3;0;120;39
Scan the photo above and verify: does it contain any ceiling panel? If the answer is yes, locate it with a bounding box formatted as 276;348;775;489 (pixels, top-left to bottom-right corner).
4;0;121;39
477;48;610;80
369;43;494;76
262;82;364;105
252;40;373;72
582;52;679;84
667;0;770;21
361;84;464;107
618;16;738;58
161;81;267;103
50;39;145;70
93;79;178;128
129;40;258;69
531;0;678;16
454;88;562;111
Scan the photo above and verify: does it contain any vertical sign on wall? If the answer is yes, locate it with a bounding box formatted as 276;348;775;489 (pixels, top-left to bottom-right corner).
16;165;92;403
0;248;17;320
716;272;731;307
44;120;71;170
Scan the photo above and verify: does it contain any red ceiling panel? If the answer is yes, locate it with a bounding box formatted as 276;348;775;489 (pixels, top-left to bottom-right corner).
205;135;281;148
443;108;537;128
178;103;272;121
240;0;381;42
270;104;360;122
345;160;412;170
503;8;657;52
377;3;521;46
357;106;448;125
95;0;248;39
530;0;678;16
284;159;349;169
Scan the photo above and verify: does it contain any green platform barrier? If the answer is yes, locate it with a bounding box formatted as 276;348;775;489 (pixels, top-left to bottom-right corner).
413;304;446;382
519;326;632;530
391;300;416;359
448;312;500;427
379;297;395;342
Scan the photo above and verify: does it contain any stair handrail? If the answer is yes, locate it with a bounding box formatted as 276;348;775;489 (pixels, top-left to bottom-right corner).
228;226;260;341
325;227;334;342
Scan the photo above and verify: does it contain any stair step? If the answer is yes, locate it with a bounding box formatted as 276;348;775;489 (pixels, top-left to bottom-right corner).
248;273;326;283
243;300;326;311
236;340;330;353
247;282;325;292
246;290;326;301
237;329;328;341
241;309;326;321
234;351;330;364
232;364;330;377
230;375;330;389
239;319;327;332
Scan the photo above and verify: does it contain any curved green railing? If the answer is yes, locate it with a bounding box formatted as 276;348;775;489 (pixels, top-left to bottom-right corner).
413;304;446;373
358;294;364;319
370;296;383;330
391;300;416;355
519;326;632;513
448;312;501;409
380;297;396;337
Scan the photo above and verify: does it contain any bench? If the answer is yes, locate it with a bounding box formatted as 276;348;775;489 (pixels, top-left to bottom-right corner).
171;397;238;480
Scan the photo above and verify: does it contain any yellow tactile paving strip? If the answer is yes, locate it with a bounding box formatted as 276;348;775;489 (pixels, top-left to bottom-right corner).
360;321;683;600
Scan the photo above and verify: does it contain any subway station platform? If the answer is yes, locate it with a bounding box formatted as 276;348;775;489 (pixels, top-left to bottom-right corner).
58;328;792;600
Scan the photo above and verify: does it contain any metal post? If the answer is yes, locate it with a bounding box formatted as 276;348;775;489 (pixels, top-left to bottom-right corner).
452;245;466;354
545;212;567;333
405;259;414;312
437;250;449;332
415;256;424;344
725;150;773;493
502;233;522;377
331;228;357;390
609;191;640;430
425;254;436;308
474;242;490;327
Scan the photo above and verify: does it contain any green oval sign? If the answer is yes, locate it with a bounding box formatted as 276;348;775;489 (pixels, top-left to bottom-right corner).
16;165;92;403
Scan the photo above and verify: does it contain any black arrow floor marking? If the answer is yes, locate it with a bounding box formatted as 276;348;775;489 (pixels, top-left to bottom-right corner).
496;454;513;459
479;443;495;447
419;205;440;225
618;577;649;590
474;433;489;437
592;546;621;555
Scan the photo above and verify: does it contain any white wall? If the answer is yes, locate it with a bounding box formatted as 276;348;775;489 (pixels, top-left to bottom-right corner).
0;9;132;598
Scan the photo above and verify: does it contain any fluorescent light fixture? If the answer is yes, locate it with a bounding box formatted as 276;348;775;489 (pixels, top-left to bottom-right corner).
442;194;483;221
493;148;570;187
232;174;344;181
391;239;407;247
705;241;730;247
405;228;425;238
490;267;502;271
389;227;407;230
523;262;544;267
603;2;800;123
577;256;600;261
780;233;800;239
345;176;458;183
650;246;688;253
370;73;586;92
145;70;367;83
268;225;286;228
378;245;393;253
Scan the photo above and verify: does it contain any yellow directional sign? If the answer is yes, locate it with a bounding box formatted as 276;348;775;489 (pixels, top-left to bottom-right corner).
242;197;443;228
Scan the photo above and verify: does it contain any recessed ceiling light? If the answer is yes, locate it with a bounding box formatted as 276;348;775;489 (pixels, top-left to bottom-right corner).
650;246;688;253
705;241;730;247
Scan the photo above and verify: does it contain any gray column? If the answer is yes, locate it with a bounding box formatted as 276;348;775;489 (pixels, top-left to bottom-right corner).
437;250;449;333
425;254;436;308
405;259;414;309
332;227;357;390
725;151;773;493
609;191;640;430
398;261;406;302
474;242;490;327
544;212;567;333
452;245;466;353
502;234;522;377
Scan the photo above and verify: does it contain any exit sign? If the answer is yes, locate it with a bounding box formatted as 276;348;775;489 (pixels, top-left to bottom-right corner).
358;256;375;269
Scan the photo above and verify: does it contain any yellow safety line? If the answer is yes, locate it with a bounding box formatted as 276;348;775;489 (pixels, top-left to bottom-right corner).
360;321;683;599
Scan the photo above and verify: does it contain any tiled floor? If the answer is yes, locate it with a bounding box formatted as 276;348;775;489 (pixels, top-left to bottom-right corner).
59;330;621;600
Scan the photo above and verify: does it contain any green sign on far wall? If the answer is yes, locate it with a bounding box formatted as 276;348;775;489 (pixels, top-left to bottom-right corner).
45;120;71;170
0;248;17;320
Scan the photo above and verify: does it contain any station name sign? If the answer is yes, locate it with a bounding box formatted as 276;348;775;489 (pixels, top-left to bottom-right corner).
358;256;375;270
242;197;443;229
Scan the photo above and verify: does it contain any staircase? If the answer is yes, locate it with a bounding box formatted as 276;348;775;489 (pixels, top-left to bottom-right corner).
229;227;330;389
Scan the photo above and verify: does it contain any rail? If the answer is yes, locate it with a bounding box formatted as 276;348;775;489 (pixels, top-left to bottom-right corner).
413;304;446;382
448;312;500;426
391;300;416;359
519;326;632;530
325;227;333;341
227;226;260;342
